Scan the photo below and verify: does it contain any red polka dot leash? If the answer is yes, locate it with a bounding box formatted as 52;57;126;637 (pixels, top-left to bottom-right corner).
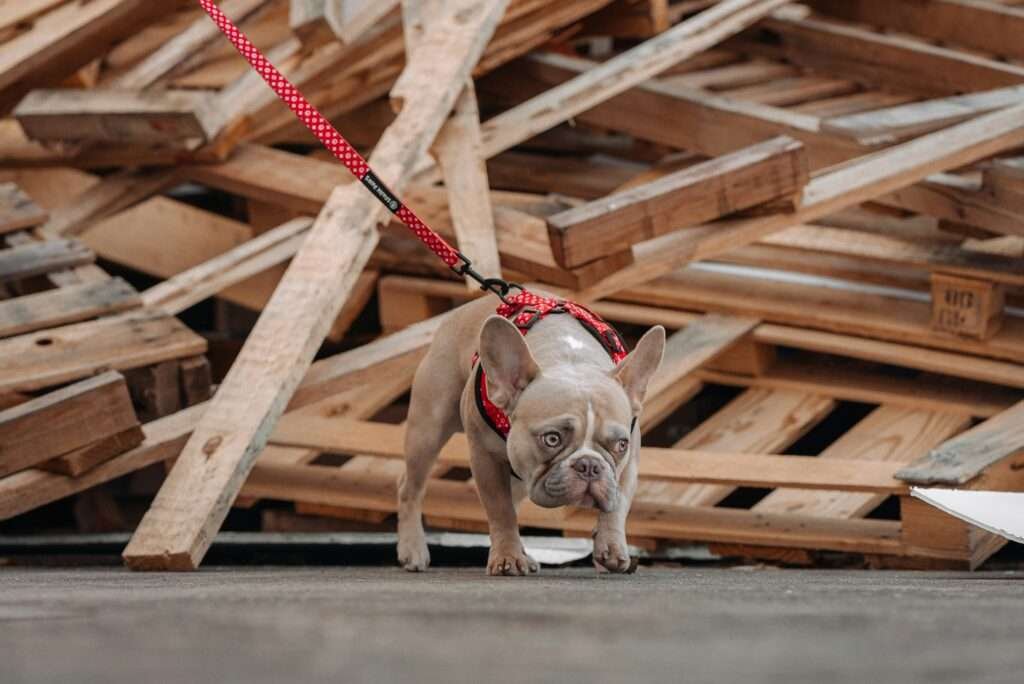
196;0;519;302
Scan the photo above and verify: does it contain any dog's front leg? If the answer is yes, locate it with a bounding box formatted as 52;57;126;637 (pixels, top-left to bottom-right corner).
469;445;538;576
594;454;638;573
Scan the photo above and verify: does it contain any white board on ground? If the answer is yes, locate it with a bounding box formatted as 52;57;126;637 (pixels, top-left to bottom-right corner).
911;488;1024;544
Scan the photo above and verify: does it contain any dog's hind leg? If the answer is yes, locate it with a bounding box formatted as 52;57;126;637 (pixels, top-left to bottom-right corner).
397;357;462;572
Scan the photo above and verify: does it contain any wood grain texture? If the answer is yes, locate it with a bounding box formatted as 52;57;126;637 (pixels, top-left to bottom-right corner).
546;136;808;268
897;400;1024;485
755;407;971;518
0;277;139;339
0;239;94;285
38;425;146;477
637;389;835;507
0;183;48;235
0;311;207;394
0;371;138;478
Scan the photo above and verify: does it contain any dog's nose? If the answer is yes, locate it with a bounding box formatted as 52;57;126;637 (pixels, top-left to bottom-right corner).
572;456;603;481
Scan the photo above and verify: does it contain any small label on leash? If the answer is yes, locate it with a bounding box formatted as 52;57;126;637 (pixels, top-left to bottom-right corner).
360;171;401;213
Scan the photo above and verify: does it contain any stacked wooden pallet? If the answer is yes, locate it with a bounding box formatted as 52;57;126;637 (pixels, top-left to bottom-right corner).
2;0;1024;571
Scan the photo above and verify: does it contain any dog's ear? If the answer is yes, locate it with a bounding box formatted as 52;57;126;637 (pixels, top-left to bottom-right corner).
613;325;666;414
479;316;540;413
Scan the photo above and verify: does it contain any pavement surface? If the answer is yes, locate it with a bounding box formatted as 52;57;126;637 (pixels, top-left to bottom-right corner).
2;566;1022;684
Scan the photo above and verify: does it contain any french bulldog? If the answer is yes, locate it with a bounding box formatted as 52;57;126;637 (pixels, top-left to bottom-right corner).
397;293;665;575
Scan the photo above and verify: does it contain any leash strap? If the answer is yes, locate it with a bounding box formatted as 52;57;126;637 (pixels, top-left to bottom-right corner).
196;0;514;301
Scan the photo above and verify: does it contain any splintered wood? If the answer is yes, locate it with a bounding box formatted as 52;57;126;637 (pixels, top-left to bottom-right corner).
1;0;1023;571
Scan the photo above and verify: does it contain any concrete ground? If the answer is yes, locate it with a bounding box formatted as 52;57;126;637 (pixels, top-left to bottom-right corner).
1;567;1022;684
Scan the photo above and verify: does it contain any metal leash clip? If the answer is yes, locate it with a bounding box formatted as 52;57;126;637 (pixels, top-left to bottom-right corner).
451;252;522;305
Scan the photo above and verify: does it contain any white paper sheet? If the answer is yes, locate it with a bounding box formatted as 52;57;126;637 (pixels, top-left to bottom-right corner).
910;488;1024;544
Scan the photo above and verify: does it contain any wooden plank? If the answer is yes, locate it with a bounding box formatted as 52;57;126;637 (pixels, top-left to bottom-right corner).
473;0;791;164
432;80;502;286
123;0;511;571
616;267;1024;364
0;0;175;108
897;400;1024;486
0;183;48;235
0;405;201;522
761;223;1024;287
0;371;138;478
0;277;140;339
504;52;861;167
756;407;971;518
141;217;313;314
0;0;69;34
637;389;835;507
188;145;589;289
753;8;1024;96
546;136;808;268
0;239;93;285
14;89;223;144
590;298;1024;392
577;101;1024;301
698;359;1020;420
879;173;1024;240
111;0;271;89
269;417;908;493
639;313;758;429
809;0;1024;62
823;85;1024;145
243;459;908;556
38;168;179;238
38;426;146;477
0;311;207;394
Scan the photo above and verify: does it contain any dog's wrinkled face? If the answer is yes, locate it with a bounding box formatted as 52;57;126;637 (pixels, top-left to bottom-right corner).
478;317;665;513
509;373;633;512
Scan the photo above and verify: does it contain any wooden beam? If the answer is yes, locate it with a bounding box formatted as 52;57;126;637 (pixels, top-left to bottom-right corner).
141;217;313;315
0;311;207;394
0;239;94;285
0;277;140;339
123;0;511;571
756;407;971;518
616;267;1024;364
897;400;1024;486
38;168;180;238
637;389;835;507
751;7;1024;96
808;0;1024;62
432;80;503;286
0;183;48;235
0;371;138;478
14;89;223;144
502;52;863;167
576;101;1024;301
0;405;201;522
546;136;808;268
474;0;791;164
38;426;147;478
822;85;1024;145
268;417;909;493
0;0;175;110
112;0;272;90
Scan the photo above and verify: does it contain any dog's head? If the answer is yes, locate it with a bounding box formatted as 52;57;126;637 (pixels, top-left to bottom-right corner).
478;316;665;513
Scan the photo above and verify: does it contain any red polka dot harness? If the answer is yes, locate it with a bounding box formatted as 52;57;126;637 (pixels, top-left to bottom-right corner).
474;291;629;441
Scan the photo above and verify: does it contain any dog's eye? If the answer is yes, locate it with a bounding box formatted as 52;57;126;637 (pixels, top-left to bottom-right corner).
541;432;562;449
614;438;629;455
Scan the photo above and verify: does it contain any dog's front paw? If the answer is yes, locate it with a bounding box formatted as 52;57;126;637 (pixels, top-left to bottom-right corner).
398;533;430;572
487;546;537;576
593;536;632;574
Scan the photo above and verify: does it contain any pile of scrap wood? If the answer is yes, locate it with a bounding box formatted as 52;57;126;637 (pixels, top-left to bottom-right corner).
2;0;1024;570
